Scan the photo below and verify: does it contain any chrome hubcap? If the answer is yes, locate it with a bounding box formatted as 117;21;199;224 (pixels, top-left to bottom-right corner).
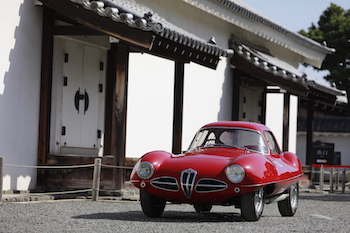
254;188;264;214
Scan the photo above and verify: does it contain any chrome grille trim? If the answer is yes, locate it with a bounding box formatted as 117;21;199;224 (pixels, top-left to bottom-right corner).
181;169;197;198
151;177;179;191
195;179;228;193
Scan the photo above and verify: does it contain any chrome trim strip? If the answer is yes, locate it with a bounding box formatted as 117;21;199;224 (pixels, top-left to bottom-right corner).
241;174;303;188
150;176;179;192
195;178;228;193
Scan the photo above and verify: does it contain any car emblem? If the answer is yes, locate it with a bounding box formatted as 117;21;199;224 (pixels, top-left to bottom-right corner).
180;169;197;198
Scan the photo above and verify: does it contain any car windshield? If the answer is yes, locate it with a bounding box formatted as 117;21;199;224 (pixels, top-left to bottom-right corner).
188;127;269;154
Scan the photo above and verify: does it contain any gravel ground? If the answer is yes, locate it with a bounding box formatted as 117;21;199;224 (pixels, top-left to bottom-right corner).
0;193;349;233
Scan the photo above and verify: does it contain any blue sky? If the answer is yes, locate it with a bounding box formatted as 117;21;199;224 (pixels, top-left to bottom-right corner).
242;1;350;86
242;1;350;32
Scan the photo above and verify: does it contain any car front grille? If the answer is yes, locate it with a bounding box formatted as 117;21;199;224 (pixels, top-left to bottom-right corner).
195;178;228;192
181;169;197;198
151;169;228;198
151;177;179;191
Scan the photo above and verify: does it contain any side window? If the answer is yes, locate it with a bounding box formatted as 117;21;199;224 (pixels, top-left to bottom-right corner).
264;131;281;155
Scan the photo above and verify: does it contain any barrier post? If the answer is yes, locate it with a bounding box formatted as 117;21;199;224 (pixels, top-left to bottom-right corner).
330;167;334;193
348;168;350;190
92;158;102;201
0;157;3;204
319;165;324;191
335;169;339;190
341;168;346;194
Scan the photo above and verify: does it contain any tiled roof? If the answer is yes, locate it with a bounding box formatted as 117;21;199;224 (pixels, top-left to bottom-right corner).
214;0;335;54
298;116;350;133
230;38;344;98
307;80;345;97
230;38;307;85
70;0;233;59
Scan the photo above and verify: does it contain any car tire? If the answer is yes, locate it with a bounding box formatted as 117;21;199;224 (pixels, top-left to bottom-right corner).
140;190;166;218
240;188;265;221
194;204;213;213
278;183;299;216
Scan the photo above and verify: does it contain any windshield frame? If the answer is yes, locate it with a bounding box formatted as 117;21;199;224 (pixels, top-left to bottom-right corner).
188;126;270;155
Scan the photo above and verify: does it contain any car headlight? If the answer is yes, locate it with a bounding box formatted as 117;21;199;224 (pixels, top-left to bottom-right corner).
136;161;154;179
226;165;245;183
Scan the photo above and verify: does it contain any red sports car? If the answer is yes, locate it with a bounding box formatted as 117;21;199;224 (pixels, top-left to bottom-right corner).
130;121;303;221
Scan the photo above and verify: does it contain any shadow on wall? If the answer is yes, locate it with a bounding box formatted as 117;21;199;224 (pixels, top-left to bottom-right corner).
0;1;42;190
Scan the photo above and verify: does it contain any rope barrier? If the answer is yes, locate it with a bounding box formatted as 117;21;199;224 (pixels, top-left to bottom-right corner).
4;164;94;169
4;163;134;169
101;164;134;169
1;158;137;202
8;189;93;196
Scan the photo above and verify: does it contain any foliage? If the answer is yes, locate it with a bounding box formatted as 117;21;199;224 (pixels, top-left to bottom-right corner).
299;3;350;112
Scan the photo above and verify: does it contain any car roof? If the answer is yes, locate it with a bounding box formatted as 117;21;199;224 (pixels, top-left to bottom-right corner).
201;121;271;133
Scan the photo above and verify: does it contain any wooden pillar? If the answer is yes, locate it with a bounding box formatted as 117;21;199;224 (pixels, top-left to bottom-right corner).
282;92;290;151
306;100;314;165
172;61;185;154
260;87;267;124
105;43;129;190
104;46;117;156
231;69;241;120
37;7;54;186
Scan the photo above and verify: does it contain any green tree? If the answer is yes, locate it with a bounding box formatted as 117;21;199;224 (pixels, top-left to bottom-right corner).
299;3;350;114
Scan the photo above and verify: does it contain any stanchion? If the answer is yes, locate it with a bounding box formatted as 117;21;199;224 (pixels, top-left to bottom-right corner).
330;167;334;193
92;158;101;201
341;169;346;194
0;157;3;204
319;165;324;191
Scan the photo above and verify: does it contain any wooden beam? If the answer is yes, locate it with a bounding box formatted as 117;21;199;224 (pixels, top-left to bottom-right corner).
104;46;117;156
260;87;267;124
231;69;241;120
172;61;185;154
54;25;104;35
40;0;153;49
306;100;314;165
37;7;54;187
112;43;129;190
282;92;290;151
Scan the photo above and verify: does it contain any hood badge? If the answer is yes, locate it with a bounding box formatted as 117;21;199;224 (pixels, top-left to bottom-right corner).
180;169;197;198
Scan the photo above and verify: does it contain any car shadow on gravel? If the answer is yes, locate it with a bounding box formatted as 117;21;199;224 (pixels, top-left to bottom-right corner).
72;211;245;222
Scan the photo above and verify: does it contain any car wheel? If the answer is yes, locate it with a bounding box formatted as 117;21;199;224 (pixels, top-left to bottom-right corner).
278;183;299;216
240;188;265;221
140;190;166;218
193;204;213;213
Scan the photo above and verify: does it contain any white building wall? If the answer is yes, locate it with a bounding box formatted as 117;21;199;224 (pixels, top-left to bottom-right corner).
265;93;298;154
126;53;232;158
0;1;42;190
265;93;284;148
126;53;174;158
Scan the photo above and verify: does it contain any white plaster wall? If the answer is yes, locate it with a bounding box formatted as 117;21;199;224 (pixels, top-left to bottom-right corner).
126;54;231;158
288;95;298;154
265;93;298;154
0;1;42;190
265;93;284;148
297;134;350;166
182;59;232;150
126;53;174;158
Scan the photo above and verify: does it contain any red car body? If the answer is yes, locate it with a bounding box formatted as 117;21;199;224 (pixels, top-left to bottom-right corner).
131;121;303;221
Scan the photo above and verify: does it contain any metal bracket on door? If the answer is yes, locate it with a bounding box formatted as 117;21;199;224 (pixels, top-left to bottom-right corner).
74;88;89;114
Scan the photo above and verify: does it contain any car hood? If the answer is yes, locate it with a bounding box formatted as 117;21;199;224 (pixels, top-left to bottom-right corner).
152;147;252;177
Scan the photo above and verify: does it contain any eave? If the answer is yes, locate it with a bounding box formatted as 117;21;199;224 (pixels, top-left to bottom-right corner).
39;0;234;69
